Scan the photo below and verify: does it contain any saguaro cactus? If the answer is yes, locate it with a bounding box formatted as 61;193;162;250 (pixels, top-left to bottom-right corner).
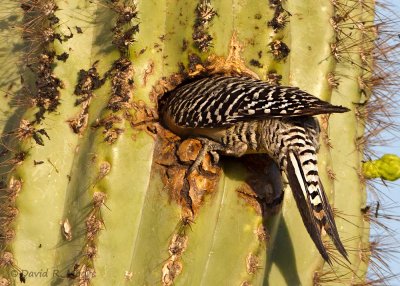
0;0;398;285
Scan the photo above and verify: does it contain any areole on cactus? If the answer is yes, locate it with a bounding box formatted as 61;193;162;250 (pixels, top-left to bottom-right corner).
0;0;398;285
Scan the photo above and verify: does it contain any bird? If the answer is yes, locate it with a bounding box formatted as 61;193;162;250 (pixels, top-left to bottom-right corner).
158;75;350;264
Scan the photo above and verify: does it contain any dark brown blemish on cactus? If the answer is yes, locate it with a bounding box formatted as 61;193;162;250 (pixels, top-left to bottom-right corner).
114;2;138;25
267;2;290;33
177;62;186;75
106;58;134;112
361;205;370;215
16;119;49;146
63;27;74;41
66;263;80;279
249;59;263;68
129;101;158;138
34;28;62;43
20;272;26;283
74;61;103;105
361;202;384;228
32;129;50;146
69;61;103;134
68;101;90;135
269;40;290;61
112;1;139;55
94;58;133;143
75;58;133;142
34;160;44;165
56;52;69;62
92;114;124;144
188;53;203;74
192;0;216;52
20;2;33;11
139;48;147;55
269;0;283;7
75;26;83;33
154;42;163;53
30;51;64;123
12;152;27;167
192;30;213;52
113;24;139;52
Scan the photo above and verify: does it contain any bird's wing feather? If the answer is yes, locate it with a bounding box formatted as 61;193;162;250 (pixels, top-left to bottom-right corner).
161;76;349;128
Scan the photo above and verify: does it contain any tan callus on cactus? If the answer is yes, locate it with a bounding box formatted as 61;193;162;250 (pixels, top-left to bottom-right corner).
0;0;398;285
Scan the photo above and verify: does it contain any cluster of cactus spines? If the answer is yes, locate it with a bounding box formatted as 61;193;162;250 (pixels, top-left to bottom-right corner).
319;0;400;284
321;0;375;280
192;0;216;52
0;0;398;285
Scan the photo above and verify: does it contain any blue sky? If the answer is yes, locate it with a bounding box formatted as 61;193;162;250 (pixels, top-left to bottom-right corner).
372;0;400;280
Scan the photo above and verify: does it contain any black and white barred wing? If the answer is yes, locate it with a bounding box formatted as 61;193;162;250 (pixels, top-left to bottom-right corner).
160;76;349;128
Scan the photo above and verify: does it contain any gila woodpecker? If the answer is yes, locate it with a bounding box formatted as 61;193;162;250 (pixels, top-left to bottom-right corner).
158;75;350;264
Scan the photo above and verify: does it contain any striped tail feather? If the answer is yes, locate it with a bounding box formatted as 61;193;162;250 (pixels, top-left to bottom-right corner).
286;150;348;264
